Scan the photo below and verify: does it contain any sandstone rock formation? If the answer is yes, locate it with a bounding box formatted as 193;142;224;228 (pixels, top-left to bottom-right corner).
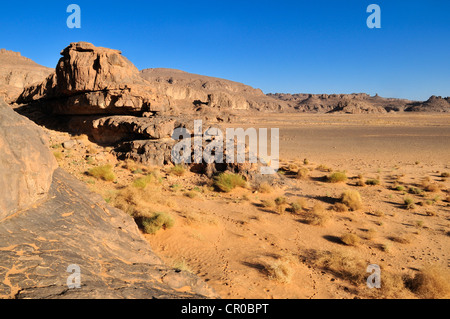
0;99;58;219
0;169;216;299
140;68;286;113
0;49;53;102
0;98;216;299
405;95;450;113
17;42;169;115
267;93;414;113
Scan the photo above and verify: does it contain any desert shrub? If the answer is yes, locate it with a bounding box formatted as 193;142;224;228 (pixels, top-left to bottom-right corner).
365;179;380;186
133;173;159;189
53;151;63;160
290;198;307;214
340;190;363;211
341;233;361;246
257;182;273;194
394;185;405;191
441;172;450;178
140;212;175;234
390;236;411;244
333;202;349;212
423;183;441;193
263;259;294;284
184;191;198;199
170;164;186;177
404;197;415;210
409;187;423;195
303;158;309;165
87;165;115;182
311;250;366;285
327;171;347;183
373;211;385;218
214;173;247;192
261;200;275;208
296;168;309;180
275;197;287;214
304;204;329;226
405;266;450;299
356;179;366;187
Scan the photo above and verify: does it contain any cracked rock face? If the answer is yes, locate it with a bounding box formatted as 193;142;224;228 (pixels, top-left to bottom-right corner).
0;99;58;219
0;169;217;299
17;42;169;115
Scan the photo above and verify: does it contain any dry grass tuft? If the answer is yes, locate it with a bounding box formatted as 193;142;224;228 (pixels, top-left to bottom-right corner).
296;168;309;180
87;165;115;182
340;190;363;211
304;204;330;226
214;173;247;192
333;202;349;212
139;212;175;234
405;266;450;299
257;182;273;194
327;171;348;183
170;164;186;177
341;233;361;246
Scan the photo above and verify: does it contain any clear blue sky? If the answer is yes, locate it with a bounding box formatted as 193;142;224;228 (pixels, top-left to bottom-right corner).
1;0;449;100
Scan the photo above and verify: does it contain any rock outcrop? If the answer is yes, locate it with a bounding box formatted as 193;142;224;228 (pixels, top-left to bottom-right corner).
17;42;169;115
267;93;414;113
140;68;287;113
0;98;216;299
0;99;58;219
405;95;450;113
0;49;53;103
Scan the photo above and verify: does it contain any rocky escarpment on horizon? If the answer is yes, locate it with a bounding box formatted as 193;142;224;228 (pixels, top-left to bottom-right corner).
0;99;216;299
0;49;53;103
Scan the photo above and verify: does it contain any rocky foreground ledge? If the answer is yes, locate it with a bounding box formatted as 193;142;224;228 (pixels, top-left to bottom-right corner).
0;100;216;299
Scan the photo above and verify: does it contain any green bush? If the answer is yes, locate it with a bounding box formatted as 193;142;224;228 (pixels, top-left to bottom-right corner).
213;173;247;192
327;171;348;183
87;165;115;182
141;213;175;234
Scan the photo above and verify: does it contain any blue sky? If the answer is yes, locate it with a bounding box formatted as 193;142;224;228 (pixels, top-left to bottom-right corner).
1;0;449;100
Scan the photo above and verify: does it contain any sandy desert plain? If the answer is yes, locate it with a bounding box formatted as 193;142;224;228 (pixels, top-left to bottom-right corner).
49;112;450;299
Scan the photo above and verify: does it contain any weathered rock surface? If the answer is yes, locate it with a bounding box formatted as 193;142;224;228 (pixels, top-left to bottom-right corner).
0;49;53;102
405;95;450;113
0;99;58;219
140;68;286;112
17;42;169;115
0;169;217;299
268;93;414;113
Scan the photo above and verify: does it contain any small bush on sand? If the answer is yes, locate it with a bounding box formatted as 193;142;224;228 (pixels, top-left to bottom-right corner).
263;259;294;284
423;183;441;193
365;179;380;186
257;182;273;194
261;199;275;208
140;212;175;234
87;165;115;182
214;173;247;192
333;202;349;212
290;198;307;214
296;168;309;180
390;236;411;244
441;172;450;178
53;151;63;160
394;185;405;191
409;187;423;195
340;190;363;211
404;197;415;210
170;164;186;177
274;197;287;214
405;266;450;299
304;204;329;226
327;171;348;183
341;233;361;246
133;173;160;189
